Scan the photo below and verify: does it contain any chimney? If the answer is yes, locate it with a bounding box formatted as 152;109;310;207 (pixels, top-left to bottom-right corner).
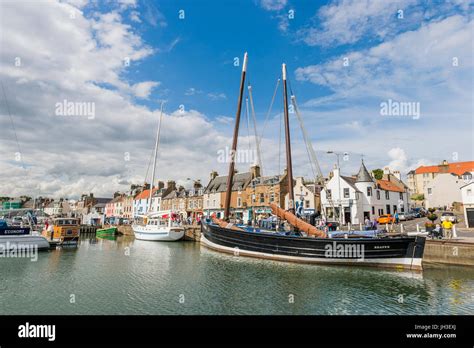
383;167;390;175
251;165;261;179
193;180;202;190
393;171;401;181
167;180;176;191
157;181;164;190
210;171;218;180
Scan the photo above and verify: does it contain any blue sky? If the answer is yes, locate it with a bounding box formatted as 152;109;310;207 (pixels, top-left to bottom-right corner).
0;0;472;198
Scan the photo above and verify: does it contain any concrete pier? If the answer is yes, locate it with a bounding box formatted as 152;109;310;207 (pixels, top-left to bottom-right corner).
184;225;201;241
423;237;474;267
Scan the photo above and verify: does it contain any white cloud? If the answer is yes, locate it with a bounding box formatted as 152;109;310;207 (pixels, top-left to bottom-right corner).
259;0;287;11
131;81;160;99
207;92;227;101
0;1;231;198
297;0;471;47
185;87;202;96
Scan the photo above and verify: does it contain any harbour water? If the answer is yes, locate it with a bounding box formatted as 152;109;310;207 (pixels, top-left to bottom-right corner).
1;235;473;315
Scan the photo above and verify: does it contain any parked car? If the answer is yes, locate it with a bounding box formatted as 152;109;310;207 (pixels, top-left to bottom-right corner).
406;213;415;220
440;212;458;223
378;214;395;224
411;207;427;217
398;213;408;221
409;210;421;218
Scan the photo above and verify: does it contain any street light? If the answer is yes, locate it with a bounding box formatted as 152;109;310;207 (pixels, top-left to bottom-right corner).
327;151;343;226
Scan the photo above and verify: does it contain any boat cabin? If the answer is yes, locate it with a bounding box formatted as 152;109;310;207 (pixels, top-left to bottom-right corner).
42;218;80;243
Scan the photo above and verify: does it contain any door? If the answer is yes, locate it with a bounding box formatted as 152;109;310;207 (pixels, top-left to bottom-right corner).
467;208;474;228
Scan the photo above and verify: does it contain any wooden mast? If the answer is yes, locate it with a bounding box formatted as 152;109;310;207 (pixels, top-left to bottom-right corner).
224;52;248;220
282;63;295;214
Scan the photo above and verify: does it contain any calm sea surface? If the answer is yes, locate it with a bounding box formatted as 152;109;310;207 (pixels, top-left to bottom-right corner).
1;235;473;315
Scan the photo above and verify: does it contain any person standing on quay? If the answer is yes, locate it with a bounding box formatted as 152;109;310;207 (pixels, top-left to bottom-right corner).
395;212;399;224
441;219;454;239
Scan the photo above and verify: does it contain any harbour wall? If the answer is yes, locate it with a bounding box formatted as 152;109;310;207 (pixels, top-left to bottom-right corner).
423;239;474;267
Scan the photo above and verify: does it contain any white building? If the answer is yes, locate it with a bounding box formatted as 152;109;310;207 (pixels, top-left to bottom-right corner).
460;182;474;228
321;161;409;224
424;173;472;209
44;200;71;216
284;177;319;215
82;203;106;226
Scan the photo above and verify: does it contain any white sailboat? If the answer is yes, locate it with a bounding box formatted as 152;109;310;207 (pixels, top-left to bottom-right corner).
132;103;184;242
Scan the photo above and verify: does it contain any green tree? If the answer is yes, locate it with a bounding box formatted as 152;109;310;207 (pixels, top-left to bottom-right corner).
372;169;384;180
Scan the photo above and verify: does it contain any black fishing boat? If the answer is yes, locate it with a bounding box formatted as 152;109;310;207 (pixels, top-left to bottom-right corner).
201;53;426;270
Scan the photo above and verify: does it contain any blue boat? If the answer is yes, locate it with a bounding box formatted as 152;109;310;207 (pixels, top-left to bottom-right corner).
0;219;30;235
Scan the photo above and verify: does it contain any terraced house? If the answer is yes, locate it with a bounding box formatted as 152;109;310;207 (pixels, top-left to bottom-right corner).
321;161;409;225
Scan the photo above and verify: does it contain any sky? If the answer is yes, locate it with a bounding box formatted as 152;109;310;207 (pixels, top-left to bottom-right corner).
0;0;473;198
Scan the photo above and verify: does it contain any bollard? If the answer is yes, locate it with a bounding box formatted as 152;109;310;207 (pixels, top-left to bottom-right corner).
400;224;404;234
452;224;457;238
416;223;420;232
385;223;388;231
359;222;362;230
348;222;351;231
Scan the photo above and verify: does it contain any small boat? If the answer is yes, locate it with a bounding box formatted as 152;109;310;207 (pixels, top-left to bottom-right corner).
0;219;50;251
41;218;80;245
96;227;117;236
131;102;184;242
132;211;184;241
201;54;426;270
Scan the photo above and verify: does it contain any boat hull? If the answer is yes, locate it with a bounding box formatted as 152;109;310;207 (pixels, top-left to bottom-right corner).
201;222;425;270
0;235;50;251
132;225;184;242
96;227;117;236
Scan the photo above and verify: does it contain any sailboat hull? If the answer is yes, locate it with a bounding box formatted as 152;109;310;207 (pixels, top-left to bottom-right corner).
132;225;184;241
201;222;425;270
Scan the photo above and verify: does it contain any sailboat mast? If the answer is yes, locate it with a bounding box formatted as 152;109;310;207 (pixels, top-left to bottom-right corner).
224;52;248;220
282;63;295;214
148;101;164;212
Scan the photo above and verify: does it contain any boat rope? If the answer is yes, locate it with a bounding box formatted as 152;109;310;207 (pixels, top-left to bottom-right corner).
257;77;280;148
1;82;25;169
245;97;251;152
247;84;263;173
290;91;338;222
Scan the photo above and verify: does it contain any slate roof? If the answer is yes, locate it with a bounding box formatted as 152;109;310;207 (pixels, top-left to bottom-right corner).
204;172;252;193
355;161;374;183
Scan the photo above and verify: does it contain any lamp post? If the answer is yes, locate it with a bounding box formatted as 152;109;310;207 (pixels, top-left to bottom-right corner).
327;151;343;226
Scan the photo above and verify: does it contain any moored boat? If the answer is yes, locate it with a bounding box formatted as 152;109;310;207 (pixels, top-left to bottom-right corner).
201;54;426;270
96;227;117;236
41;218;80;245
0;219;50;251
132;211;184;241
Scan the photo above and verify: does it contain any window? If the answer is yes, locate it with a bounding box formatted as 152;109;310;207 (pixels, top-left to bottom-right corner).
343;188;349;198
237;197;242;207
305;200;310;208
467;189;472;196
385;191;390;200
326;189;332;199
376;190;380;200
367;187;372;196
259;193;265;203
371;206;375;214
269;193;275;202
427;188;432;195
399;192;403;200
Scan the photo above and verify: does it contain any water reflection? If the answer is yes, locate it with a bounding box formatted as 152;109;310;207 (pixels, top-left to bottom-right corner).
0;235;472;315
